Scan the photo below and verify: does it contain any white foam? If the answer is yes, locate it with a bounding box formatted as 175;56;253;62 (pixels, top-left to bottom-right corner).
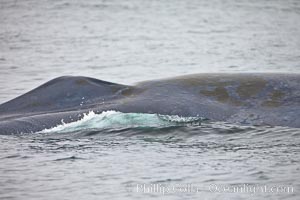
39;110;204;134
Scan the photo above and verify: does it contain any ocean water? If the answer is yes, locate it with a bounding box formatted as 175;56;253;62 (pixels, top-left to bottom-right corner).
0;0;300;199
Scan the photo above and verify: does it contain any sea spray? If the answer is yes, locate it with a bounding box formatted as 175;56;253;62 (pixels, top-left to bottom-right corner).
40;111;205;134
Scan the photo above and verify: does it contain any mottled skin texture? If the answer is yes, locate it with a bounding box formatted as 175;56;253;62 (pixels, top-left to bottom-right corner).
0;73;299;134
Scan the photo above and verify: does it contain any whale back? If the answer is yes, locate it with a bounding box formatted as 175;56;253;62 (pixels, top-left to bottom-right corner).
118;73;300;127
0;76;128;120
0;73;299;134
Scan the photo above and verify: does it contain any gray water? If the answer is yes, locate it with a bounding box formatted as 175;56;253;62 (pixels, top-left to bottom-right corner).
0;0;300;199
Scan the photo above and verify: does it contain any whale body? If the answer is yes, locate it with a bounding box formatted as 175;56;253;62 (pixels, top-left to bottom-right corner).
0;73;299;134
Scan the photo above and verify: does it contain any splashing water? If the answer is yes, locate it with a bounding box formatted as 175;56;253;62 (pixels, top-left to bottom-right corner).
40;111;205;134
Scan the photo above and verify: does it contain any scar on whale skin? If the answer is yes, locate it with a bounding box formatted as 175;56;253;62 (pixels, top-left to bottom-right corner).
200;86;243;106
262;90;285;107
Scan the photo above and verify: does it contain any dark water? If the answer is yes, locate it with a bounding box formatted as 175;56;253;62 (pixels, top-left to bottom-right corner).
1;0;300;199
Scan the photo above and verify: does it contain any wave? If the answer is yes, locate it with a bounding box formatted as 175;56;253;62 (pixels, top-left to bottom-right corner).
39;110;205;134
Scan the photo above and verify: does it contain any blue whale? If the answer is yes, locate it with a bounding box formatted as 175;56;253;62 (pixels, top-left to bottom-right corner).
0;73;299;134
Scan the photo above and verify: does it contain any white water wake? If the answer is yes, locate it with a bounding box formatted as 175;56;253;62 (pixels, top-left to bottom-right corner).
40;111;204;134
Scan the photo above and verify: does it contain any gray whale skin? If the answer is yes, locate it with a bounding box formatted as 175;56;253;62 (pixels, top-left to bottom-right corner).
0;73;299;134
